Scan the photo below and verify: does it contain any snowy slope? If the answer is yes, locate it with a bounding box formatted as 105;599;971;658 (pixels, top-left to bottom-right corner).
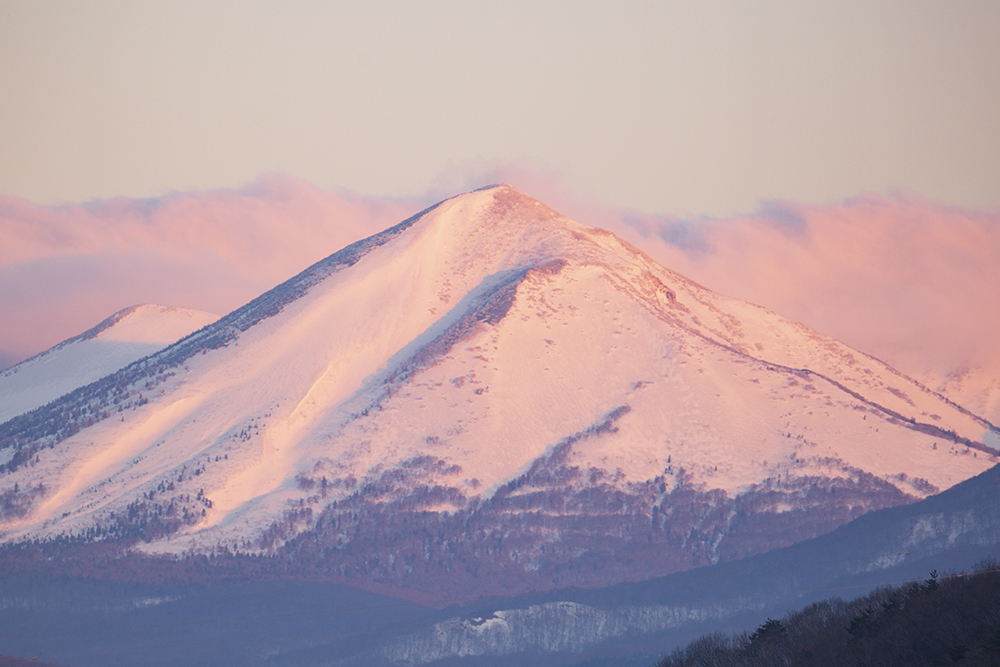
0;304;218;425
0;186;996;591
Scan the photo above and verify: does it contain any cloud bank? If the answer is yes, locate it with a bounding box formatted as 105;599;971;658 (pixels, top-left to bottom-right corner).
448;166;1000;410
0;175;420;369
615;195;1000;380
4;172;997;422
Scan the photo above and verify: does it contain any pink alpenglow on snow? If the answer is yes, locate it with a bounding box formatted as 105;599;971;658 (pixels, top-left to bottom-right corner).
402;162;1000;392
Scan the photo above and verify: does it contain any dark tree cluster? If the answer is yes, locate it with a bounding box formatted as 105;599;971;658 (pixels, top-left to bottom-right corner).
655;559;1000;667
0;438;934;601
0;654;66;667
0;482;45;520
260;436;918;598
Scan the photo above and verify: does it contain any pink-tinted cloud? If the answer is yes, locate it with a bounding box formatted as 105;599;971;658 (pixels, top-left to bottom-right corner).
5;168;998;419
599;196;1000;406
0;175;422;368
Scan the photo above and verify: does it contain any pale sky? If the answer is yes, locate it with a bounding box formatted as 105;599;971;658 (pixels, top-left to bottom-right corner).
2;0;998;217
2;0;1000;402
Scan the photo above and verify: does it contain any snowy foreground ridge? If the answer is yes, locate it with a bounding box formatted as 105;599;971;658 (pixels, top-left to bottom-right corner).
0;186;997;588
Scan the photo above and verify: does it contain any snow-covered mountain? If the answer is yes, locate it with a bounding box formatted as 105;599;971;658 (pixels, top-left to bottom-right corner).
0;186;996;595
0;304;218;424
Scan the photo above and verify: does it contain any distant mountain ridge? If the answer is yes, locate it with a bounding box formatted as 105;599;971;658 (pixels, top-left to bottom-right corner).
0;304;218;424
0;185;997;598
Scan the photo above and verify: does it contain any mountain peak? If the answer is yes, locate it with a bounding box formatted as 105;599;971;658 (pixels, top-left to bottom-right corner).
473;183;560;216
421;184;572;243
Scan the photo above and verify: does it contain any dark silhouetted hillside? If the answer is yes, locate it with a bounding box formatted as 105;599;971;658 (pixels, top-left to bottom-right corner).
656;559;1000;667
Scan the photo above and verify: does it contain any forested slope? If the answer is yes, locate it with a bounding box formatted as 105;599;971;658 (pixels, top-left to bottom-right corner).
655;560;1000;667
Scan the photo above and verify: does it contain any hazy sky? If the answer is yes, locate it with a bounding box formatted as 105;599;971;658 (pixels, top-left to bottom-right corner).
2;0;998;217
2;0;999;408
